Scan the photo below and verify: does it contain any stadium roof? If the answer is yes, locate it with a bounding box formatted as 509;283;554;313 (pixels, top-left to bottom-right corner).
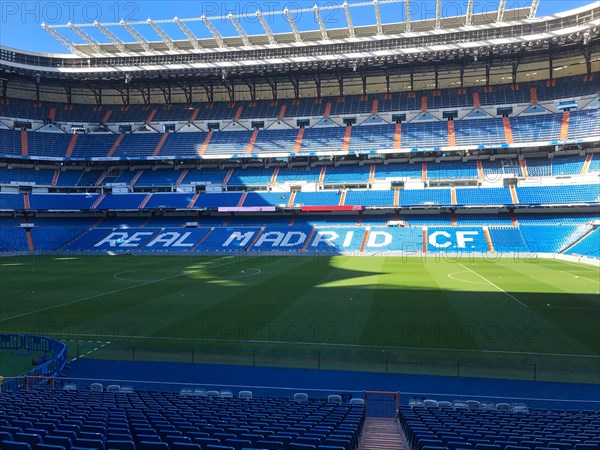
41;0;541;57
0;0;597;83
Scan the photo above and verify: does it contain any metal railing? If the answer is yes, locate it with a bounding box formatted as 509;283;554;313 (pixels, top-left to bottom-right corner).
0;334;67;391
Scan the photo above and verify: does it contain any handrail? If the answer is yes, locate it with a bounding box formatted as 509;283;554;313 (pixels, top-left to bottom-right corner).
0;334;67;391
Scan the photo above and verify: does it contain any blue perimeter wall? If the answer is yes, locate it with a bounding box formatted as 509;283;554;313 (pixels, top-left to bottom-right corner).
61;359;600;411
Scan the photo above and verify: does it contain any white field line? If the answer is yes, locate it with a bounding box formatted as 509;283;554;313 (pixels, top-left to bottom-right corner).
70;341;111;363
559;270;600;284
0;257;258;323
555;259;600;272
43;332;600;359
459;263;529;308
447;271;489;286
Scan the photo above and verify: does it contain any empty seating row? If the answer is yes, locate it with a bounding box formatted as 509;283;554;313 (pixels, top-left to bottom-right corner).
0;74;596;123
0;388;365;450
2;223;593;255
0;184;597;212
1;153;597;188
1;109;598;159
400;399;600;450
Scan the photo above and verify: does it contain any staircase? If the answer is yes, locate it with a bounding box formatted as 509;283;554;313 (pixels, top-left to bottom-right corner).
360;418;405;450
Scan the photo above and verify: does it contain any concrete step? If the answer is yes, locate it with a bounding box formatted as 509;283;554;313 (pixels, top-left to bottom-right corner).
360;418;406;450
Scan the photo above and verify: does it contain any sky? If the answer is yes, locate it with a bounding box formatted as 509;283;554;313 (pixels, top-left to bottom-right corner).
0;0;595;54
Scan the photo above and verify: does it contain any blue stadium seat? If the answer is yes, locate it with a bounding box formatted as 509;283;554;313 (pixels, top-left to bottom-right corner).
0;432;13;442
105;441;136;450
15;433;43;447
139;442;169;450
1;442;33;450
44;436;72;448
171;443;202;450
74;438;104;450
257;441;285;450
195;438;222;447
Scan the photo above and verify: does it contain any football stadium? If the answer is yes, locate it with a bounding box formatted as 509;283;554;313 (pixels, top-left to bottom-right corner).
0;0;599;448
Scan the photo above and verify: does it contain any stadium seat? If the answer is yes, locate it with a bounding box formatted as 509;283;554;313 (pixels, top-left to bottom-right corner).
294;393;309;402
74;438;104;450
327;395;342;404
105;441;136;450
225;439;253;450
0;432;13;442
257;440;285;450
15;433;43;447
44;436;72;448
1;442;32;450
238;391;253;399
195;438;222;447
139;442;169;450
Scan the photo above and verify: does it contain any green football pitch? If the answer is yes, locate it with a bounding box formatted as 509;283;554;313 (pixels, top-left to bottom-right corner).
0;254;598;383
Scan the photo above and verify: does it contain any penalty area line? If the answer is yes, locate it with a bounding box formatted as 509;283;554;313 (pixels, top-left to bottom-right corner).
459;263;528;308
